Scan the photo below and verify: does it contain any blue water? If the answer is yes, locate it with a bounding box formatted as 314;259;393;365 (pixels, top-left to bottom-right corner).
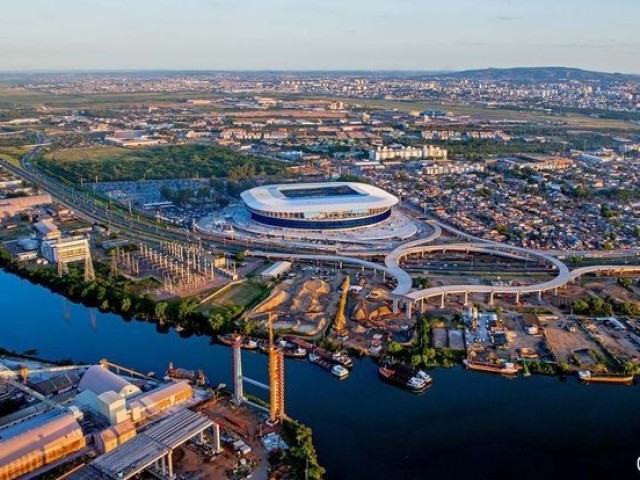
2;269;640;479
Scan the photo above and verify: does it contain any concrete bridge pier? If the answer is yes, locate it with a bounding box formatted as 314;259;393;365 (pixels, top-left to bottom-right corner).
537;291;542;301
440;293;445;309
553;287;558;297
393;298;399;314
515;292;520;304
488;292;495;306
406;300;413;319
463;291;469;306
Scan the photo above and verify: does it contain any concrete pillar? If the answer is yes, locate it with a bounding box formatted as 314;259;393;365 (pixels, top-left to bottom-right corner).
538;291;542;301
406;301;412;319
553;287;558;297
392;298;399;314
233;341;243;404
420;297;425;313
212;423;222;453
167;451;174;479
489;292;494;306
463;291;469;306
161;456;167;475
440;293;445;309
515;292;520;304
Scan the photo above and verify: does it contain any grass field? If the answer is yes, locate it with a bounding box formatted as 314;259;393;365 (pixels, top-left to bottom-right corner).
0;86;223;110
44;145;144;163
0;145;30;166
199;281;268;312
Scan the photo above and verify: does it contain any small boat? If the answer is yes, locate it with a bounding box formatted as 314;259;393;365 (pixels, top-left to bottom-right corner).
463;359;519;376
378;362;432;392
578;370;634;385
284;336;351;367
166;362;208;386
332;351;353;368
259;339;308;358
331;364;349;379
217;334;260;350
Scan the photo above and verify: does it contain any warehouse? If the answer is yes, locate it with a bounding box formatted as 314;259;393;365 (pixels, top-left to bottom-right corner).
78;365;141;399
261;261;292;280
127;381;192;422
0;412;86;480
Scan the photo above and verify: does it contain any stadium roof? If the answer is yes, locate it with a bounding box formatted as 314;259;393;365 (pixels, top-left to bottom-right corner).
241;182;398;214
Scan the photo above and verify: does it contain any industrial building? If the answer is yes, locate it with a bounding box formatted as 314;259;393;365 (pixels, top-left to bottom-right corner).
75;365;192;425
94;420;137;454
127;381;192;422
0;193;52;218
261;261;292;280
78;364;142;399
70;409;217;480
0;412;86;480
241;182;398;230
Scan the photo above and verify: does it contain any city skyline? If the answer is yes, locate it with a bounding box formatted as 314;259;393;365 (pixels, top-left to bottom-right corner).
1;0;639;73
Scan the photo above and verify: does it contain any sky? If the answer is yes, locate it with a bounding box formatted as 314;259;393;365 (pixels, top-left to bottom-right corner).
1;0;638;73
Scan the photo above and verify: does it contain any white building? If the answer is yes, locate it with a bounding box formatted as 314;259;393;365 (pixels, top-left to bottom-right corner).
369;145;447;162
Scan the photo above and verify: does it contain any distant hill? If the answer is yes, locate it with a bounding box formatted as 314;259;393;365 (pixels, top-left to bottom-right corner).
438;67;638;82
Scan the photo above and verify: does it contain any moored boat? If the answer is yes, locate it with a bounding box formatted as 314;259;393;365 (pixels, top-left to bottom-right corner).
578;370;634;385
331;364;349;379
217;334;260;350
378;362;432;392
463;359;519;376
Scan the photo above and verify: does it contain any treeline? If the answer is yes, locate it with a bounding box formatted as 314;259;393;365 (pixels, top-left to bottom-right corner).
36;144;286;183
572;295;640;317
385;315;465;368
280;420;326;480
0;249;244;338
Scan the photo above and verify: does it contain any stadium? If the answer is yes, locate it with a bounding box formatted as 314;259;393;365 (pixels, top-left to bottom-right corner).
240;182;399;230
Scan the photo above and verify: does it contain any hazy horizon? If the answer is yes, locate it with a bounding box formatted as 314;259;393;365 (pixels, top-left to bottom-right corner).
1;0;638;73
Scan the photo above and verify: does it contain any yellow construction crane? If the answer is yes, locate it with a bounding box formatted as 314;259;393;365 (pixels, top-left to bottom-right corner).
334;275;350;337
267;314;285;424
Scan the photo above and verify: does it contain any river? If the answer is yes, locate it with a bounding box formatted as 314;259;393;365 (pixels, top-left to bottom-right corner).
1;269;639;479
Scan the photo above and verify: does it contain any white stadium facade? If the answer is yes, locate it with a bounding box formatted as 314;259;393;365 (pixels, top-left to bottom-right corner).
240;182;399;230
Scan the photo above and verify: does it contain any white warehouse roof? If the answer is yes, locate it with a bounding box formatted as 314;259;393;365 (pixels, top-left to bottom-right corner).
241;182;398;214
78;365;141;399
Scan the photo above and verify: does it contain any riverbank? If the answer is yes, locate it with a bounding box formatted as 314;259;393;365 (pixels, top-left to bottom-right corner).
2;268;640;479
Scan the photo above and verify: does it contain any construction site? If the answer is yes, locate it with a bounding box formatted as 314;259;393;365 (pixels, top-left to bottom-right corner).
247;262;414;355
0;328;301;480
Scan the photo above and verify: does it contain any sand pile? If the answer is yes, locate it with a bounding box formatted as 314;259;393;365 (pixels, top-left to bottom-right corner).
290;278;331;313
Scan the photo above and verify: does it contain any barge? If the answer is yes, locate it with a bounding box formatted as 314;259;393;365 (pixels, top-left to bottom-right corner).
578;370;634;385
463;359;519;376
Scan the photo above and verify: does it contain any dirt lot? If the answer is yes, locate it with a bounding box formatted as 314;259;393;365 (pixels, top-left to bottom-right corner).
250;267;341;335
502;314;551;361
593;322;640;364
542;316;607;366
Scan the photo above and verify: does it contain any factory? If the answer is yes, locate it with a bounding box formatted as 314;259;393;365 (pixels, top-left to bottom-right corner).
0;360;200;480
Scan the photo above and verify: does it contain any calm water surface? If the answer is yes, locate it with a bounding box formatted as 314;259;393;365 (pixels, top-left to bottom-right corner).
1;270;639;479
